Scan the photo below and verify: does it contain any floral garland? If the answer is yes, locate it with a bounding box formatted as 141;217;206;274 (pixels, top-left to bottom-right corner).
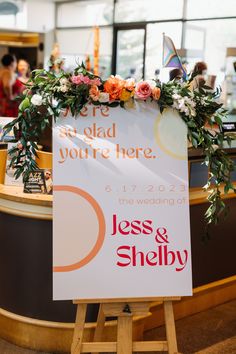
4;63;236;225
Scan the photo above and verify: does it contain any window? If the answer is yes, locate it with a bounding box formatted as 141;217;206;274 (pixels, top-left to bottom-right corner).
184;19;236;86
116;28;145;80
115;0;183;23
55;0;236;84
0;3;27;29
186;0;236;19
57;0;114;28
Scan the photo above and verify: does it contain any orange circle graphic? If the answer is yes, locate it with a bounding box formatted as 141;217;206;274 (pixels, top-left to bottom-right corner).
53;185;106;272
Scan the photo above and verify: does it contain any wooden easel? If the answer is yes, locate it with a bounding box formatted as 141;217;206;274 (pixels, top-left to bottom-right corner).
71;297;180;354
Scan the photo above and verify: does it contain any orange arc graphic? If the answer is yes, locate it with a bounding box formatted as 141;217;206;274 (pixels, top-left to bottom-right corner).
53;185;106;272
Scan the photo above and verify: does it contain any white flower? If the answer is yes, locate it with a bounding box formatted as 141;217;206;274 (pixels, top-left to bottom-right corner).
172;93;181;100
172;93;196;117
52;99;58;107
190;106;196;117
172;101;180;110
60;84;69;93
212;144;219;151
200;97;208;106
185;96;196;108
31;94;43;106
98;92;109;103
115;74;124;80
58;77;70;93
125;78;135;84
60;77;69;86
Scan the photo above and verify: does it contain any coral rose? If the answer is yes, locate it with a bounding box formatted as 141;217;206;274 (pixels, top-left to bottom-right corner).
104;76;124;100
152;87;161;101
89;85;100;101
135;81;152;100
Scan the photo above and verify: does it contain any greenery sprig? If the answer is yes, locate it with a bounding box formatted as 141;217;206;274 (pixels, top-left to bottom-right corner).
3;63;236;224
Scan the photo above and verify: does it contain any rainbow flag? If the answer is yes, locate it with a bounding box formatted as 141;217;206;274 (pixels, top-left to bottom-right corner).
162;34;188;80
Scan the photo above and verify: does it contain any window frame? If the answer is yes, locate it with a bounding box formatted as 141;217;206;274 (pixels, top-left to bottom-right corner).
55;0;236;78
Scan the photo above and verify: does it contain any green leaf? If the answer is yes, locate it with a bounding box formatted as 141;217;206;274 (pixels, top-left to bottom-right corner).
214;115;223;126
19;97;30;112
108;101;120;107
191;137;198;148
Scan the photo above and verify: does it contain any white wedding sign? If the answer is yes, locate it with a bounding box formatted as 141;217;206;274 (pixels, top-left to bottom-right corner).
53;102;192;300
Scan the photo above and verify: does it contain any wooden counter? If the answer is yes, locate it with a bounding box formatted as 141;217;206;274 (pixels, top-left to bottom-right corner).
189;185;236;205
0;185;52;220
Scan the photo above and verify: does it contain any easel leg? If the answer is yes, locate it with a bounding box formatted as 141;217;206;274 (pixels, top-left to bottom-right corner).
93;304;105;354
71;303;87;354
117;315;132;354
164;301;178;354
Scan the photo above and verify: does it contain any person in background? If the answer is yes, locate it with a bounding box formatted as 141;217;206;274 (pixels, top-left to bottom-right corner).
191;61;208;90
169;68;184;82
0;54;24;117
154;68;160;80
17;59;30;84
125;68;136;80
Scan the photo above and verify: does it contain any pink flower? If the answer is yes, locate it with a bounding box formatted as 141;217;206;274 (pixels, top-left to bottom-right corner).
89;85;100;101
90;78;102;86
71;74;89;85
71;74;102;86
135;81;152;100
71;75;82;85
82;76;91;85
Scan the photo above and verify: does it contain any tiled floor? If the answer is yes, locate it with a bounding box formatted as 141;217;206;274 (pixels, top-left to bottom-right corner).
0;300;235;354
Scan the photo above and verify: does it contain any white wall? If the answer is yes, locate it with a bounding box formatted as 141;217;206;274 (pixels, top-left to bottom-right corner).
0;1;55;32
26;1;55;32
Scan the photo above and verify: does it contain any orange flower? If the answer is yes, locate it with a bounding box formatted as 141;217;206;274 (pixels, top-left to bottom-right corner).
152;87;161;101
104;76;124;100
89;85;100;101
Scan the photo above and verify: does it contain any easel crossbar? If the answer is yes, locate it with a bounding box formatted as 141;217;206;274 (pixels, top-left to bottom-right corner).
73;297;180;304
79;340;168;352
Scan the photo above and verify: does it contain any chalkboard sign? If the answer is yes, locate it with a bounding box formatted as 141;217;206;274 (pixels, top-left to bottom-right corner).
24;170;47;194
